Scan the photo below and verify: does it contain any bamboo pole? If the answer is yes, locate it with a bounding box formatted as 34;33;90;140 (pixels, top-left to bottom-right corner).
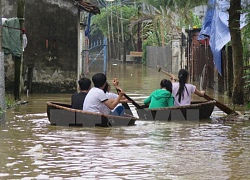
110;1;114;48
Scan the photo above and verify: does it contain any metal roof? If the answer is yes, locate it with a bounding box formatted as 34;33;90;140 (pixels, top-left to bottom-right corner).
74;0;101;15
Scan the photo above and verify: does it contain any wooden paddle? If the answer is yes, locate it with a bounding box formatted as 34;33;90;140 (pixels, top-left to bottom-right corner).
114;84;144;109
157;65;238;115
122;93;144;109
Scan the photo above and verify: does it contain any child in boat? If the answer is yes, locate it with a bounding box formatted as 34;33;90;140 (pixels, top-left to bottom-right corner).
170;69;205;106
103;82;129;116
144;79;174;109
71;77;91;110
82;73;125;115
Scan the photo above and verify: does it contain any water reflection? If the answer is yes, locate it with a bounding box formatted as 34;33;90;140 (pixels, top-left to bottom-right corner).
0;63;249;179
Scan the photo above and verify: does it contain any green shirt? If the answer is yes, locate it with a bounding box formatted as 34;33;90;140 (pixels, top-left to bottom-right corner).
144;89;174;109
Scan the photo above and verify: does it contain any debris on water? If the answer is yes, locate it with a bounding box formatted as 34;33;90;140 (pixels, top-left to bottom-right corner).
216;111;249;123
25;144;43;154
16;100;29;105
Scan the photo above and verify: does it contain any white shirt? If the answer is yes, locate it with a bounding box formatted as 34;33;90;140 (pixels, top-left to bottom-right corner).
82;87;110;114
172;82;196;106
106;92;122;112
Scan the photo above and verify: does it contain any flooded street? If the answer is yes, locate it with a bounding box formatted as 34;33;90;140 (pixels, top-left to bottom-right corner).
0;63;250;179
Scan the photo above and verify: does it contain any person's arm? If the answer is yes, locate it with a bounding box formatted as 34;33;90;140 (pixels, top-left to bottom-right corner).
194;89;205;97
144;96;151;105
119;97;130;103
112;78;132;103
170;74;177;83
104;89;124;110
104;78;125;110
112;78;120;90
107;92;129;103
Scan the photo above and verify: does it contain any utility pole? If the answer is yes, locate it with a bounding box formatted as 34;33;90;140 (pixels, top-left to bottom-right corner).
120;0;126;62
120;0;124;43
14;0;25;100
0;0;6;123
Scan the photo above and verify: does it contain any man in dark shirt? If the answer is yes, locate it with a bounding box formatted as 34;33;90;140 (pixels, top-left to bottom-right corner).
71;77;91;110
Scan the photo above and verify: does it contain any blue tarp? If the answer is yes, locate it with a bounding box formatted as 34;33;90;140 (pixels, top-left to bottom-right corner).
199;0;248;75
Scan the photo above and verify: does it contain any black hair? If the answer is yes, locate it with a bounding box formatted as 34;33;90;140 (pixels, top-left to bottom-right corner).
160;79;172;93
176;69;189;103
78;77;91;91
103;82;110;93
92;73;107;88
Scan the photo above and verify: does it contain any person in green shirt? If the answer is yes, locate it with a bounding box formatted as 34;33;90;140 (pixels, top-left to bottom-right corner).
144;79;174;109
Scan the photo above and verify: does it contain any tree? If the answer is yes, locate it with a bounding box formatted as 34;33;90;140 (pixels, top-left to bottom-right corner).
91;5;138;43
228;0;244;104
141;0;246;104
131;0;207;47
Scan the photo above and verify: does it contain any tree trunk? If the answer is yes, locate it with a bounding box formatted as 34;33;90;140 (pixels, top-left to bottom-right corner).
228;0;244;104
160;22;165;47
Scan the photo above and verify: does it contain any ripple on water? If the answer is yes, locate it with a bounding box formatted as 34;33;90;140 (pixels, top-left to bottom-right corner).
1;108;250;179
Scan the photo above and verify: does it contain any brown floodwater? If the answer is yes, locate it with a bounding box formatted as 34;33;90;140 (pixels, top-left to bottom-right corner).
0;62;249;179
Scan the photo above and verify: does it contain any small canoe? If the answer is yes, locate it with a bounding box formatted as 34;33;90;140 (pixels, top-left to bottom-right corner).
47;102;138;127
136;100;216;121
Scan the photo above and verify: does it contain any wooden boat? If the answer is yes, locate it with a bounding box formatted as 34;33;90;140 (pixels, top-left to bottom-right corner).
136;100;216;121
47;102;138;127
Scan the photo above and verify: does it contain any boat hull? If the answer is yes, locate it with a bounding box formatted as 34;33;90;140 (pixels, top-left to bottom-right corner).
136;100;216;121
47;102;137;127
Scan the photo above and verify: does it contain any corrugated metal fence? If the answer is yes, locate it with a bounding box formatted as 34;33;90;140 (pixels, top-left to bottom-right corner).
192;44;228;92
146;45;173;72
145;43;229;93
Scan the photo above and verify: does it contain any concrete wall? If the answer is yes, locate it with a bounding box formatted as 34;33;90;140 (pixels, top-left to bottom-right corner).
23;0;79;93
1;0;17;18
3;0;80;93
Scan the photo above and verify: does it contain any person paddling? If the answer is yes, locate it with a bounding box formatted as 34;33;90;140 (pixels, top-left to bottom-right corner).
144;79;174;109
171;69;205;106
103;82;130;115
82;73;124;115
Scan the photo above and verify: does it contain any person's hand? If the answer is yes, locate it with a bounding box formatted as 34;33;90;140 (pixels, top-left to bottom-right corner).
113;78;119;87
116;87;124;97
200;90;205;97
170;74;177;82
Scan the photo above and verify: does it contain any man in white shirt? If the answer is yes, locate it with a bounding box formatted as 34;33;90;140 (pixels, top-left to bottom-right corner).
82;73;124;115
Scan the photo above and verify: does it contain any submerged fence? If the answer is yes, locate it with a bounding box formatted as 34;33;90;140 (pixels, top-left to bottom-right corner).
146;45;173;72
192;44;228;93
145;44;229;93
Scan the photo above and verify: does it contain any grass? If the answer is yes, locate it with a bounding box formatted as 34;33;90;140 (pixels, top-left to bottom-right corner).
0;94;16;115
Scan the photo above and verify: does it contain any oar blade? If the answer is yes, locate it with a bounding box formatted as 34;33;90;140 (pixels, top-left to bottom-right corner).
204;94;237;115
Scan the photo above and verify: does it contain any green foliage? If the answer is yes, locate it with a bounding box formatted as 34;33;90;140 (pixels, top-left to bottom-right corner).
242;24;250;104
188;11;203;28
143;31;160;46
5;94;15;109
247;102;250;109
133;0;206;50
242;24;250;62
91;5;138;41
